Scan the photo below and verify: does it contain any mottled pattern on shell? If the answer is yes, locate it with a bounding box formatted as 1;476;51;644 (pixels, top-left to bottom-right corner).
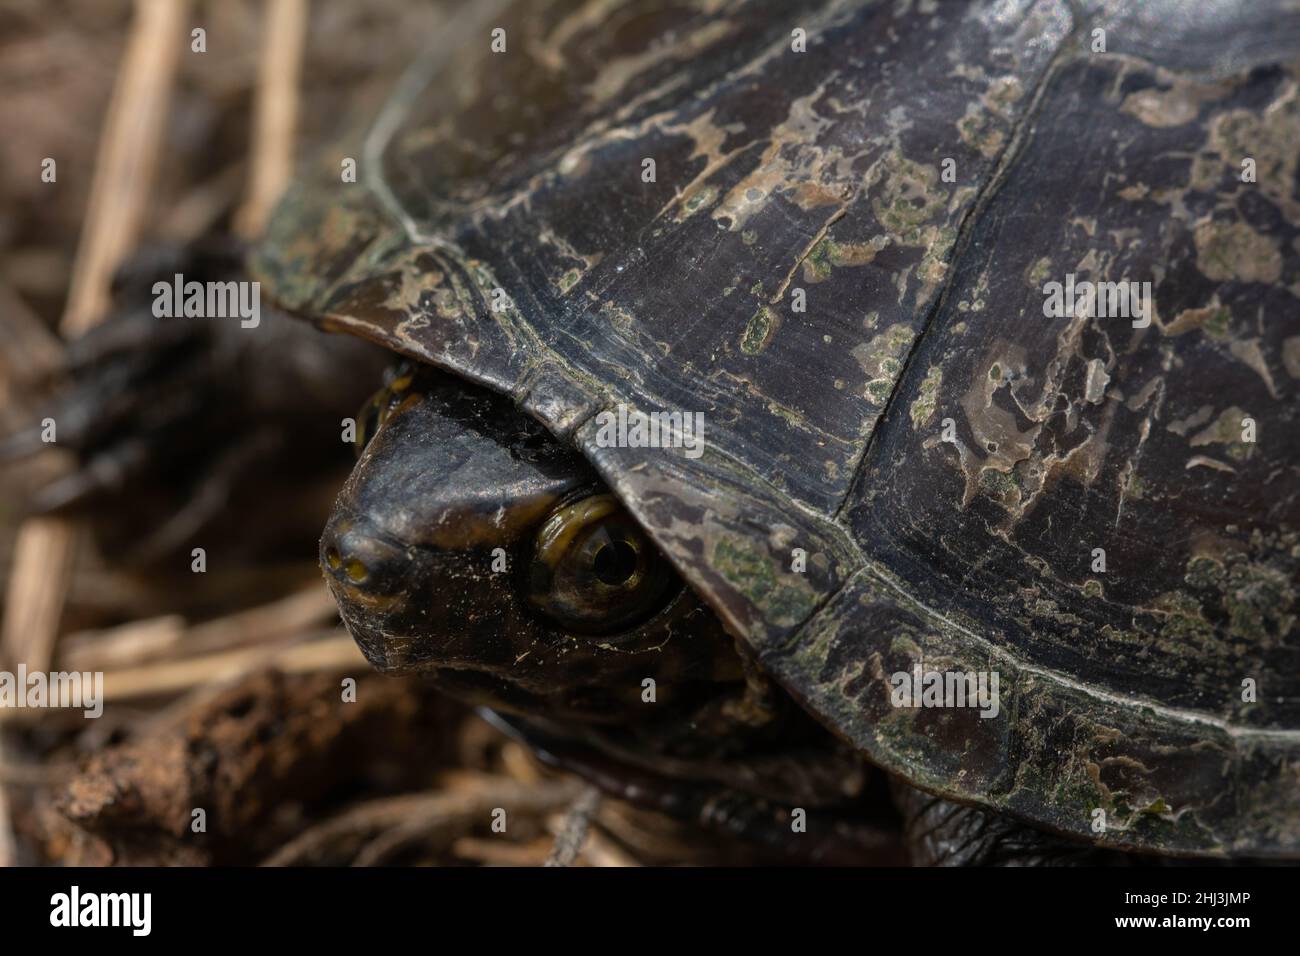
253;0;1300;856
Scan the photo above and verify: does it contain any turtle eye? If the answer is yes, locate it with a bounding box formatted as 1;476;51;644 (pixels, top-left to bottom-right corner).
354;391;386;458
353;373;413;458
528;494;676;634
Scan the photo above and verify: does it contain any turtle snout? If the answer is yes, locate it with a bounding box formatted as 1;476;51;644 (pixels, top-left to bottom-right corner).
320;515;408;599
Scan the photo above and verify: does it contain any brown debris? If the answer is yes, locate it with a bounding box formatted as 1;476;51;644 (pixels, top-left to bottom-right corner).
54;670;446;865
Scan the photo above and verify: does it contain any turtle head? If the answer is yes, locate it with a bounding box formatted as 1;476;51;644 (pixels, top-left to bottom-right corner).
320;367;741;725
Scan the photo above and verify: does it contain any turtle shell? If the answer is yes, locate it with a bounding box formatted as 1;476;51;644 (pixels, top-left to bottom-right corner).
253;0;1300;856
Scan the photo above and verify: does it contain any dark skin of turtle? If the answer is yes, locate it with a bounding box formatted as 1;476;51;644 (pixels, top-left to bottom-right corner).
12;0;1299;863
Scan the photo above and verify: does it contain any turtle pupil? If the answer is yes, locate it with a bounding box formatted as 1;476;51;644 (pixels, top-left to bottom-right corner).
593;540;638;586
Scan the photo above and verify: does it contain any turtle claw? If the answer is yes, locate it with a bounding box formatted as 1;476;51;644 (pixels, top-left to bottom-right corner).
6;236;384;569
3;241;239;519
5;305;217;470
60;309;205;379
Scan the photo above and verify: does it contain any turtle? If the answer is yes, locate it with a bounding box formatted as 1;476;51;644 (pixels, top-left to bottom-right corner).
13;0;1300;864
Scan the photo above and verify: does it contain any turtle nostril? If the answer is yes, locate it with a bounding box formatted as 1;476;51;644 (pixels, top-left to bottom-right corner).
324;544;369;584
323;522;398;592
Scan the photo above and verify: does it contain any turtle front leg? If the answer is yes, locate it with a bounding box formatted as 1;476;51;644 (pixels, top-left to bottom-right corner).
2;236;386;568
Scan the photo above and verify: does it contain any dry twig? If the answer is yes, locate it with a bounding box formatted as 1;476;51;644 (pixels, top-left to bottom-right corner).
61;0;189;337
545;785;602;868
0;633;362;725
452;837;554;866
0;740;14;867
235;0;308;237
580;827;643;868
59;584;337;671
264;777;583;867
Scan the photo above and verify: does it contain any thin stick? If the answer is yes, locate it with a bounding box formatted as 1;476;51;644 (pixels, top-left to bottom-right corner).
62;0;189;336
545;785;602;868
264;778;582;867
499;741;544;785
0;634;363;724
0;740;13;867
57;614;185;672
452;837;554;867
101;633;363;701
235;0;308;238
0;519;78;675
580;827;642;868
59;583;336;671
